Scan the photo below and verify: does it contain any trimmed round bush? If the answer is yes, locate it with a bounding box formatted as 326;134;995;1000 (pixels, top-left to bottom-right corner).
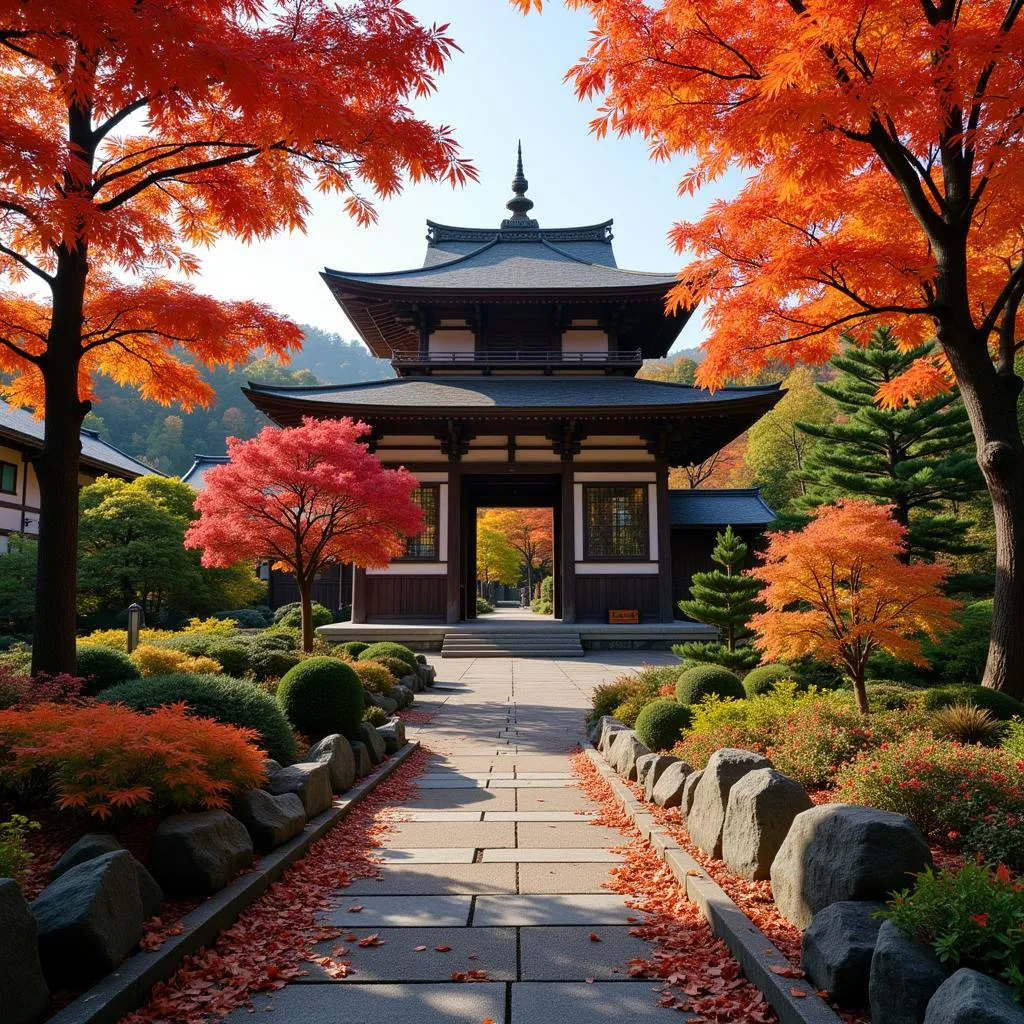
248;647;300;682
676;664;745;705
864;682;926;711
272;602;333;629
97;672;298;764
363;705;388;726
922;684;1024;721
634;699;693;751
277;657;364;741
742;663;795;697
375;655;411;681
353;660;393;695
213;608;268;629
415;653;427;665
358;642;418;673
341;641;369;659
206;640;252;678
76;644;140;695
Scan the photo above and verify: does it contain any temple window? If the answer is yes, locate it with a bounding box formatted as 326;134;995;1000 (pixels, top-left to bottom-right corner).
583;484;649;559
400;484;440;560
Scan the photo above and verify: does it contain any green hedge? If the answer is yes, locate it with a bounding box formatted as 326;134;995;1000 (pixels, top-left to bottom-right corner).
341;641;369;659
358;642;418;673
742;663;795;697
97;673;298;764
273;602;333;629
277;657;364;741
922;684;1024;721
205;640;252;677
634;700;692;752
676;664;745;705
76;645;140;695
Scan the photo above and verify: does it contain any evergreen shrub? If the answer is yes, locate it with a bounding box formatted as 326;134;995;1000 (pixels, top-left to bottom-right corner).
358;642;418;673
353;661;393;695
273;602;333;629
742;663;795;696
634;700;692;751
341;641;369;659
206;640;253;678
922;684;1024;721
676;664;745;705
76;644;140;695
277;657;364;740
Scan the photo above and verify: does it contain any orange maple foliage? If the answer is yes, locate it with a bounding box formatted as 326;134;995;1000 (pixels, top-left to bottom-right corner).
0;2;474;675
478;507;554;594
749;501;959;713
0;701;266;819
516;0;1024;697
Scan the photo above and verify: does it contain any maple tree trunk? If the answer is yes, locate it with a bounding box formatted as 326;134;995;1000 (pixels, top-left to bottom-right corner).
298;578;315;653
32;247;89;677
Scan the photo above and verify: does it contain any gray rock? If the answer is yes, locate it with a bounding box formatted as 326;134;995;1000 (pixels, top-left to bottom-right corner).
400;672;422;693
49;834;162;918
378;718;407;754
365;690;399;715
358;721;387;764
801;900;884;1006
924;969;1024;1024
607;730;651;780
233;789;306;850
308;733;357;793
597;719;629;754
681;769;704;820
635;753;660;789
722;768;813;880
643;755;681;802
150;811;254;897
651;760;693;808
770;804;932;928
417;663;434;687
350;740;373;777
870;920;951;1024
266;762;333;818
688;748;772;858
31;850;143;986
589;716;625;749
392;684;414;708
50;833;121;881
0;878;49;1024
263;758;283;777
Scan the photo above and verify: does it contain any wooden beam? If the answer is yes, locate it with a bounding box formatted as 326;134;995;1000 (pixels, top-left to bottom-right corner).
561;462;577;623
351;566;367;624
656;461;674;622
446;466;462;623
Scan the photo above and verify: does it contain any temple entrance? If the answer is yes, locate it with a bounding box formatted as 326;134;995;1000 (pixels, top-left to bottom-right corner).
461;474;560;621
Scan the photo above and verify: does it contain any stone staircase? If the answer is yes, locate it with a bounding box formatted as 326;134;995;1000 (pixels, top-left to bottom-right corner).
440;629;585;658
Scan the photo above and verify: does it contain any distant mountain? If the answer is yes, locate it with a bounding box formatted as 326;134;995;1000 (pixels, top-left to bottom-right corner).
84;326;393;475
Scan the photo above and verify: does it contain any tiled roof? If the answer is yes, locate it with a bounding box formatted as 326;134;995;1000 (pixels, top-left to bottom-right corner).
0;401;160;479
669;488;776;527
244;376;781;411
181;454;229;491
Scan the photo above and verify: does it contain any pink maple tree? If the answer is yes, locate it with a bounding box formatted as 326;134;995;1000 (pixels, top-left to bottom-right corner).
186;417;422;650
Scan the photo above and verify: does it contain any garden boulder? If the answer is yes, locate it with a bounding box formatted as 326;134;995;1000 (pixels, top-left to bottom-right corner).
308;733;357;793
608;730;651;780
589;716;627;750
801;900;885;1007
50;834;162;918
392;684;414;708
150;811;254;897
31;850;143;986
358;721;387;765
417;664;435;687
598;719;630;754
233;789;306;850
924;969;1024;1024
400;672;422;694
681;769;704;820
651;760;693;808
266;762;333;818
0;878;49;1024
722;768;813;880
378;718;406;754
639;754;677;800
869;920;951;1024
688;748;772;858
770;804;932;928
365;690;399;715
350;740;373;777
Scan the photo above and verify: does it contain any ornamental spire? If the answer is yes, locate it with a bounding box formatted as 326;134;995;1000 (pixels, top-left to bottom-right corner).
502;140;538;228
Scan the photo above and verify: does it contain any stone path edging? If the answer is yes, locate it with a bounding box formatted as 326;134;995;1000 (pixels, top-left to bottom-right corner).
48;741;422;1024
583;745;842;1024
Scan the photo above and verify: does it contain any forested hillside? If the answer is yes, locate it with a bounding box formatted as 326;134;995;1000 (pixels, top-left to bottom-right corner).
84;326;392;475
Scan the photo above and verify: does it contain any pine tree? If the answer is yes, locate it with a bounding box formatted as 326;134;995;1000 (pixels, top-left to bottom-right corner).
795;328;984;561
675;526;763;670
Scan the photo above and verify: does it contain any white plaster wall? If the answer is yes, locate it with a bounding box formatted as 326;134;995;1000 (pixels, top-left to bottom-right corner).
561;329;608;355
428;330;475;355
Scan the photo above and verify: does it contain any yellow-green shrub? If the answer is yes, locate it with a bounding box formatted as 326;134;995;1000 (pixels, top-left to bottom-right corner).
130;644;223;678
353;660;393;695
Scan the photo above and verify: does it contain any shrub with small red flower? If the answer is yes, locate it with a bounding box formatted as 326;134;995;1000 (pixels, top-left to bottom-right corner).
0;701;266;819
673;724;765;768
835;732;1024;867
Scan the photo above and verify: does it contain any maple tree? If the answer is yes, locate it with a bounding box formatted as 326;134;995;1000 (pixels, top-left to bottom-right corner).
0;2;474;675
185;417;423;651
518;0;1024;695
478;507;554;596
749;501;959;713
476;521;521;591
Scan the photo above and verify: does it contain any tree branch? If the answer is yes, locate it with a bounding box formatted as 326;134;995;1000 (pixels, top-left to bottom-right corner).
0;241;54;286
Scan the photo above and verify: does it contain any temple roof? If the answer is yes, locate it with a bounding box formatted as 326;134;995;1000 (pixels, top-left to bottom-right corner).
668;488;776;528
0;400;160;480
181;454;229;491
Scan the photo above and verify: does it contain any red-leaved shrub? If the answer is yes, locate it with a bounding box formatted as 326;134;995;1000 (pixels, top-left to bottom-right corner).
0;664;84;709
0;701;265;819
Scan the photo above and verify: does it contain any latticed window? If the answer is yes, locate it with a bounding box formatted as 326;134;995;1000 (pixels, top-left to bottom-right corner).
584;485;649;559
402;484;440;560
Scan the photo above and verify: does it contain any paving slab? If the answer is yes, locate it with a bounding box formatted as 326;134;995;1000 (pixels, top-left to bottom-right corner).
519;926;652;980
516;821;626;849
321;895;473;927
514;789;594;812
387;821;515;848
304;927;516;982
416;778;487;789
513;772;574;779
517;862;619;895
229;982;507;1023
344;863;518;896
483;811;595;822
418;772;514;782
472;894;635;927
392;811;483;822
487;778;578;788
481;848;623;863
376;847;477;864
511;981;692;1021
393;788;516;811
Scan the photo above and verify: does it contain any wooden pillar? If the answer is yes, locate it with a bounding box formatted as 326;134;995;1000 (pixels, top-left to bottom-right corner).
656;461;674;623
446;466;462;623
560;461;577;624
351;566;367;624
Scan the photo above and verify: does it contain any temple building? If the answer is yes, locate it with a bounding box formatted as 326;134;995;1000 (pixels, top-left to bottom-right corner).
244;149;779;629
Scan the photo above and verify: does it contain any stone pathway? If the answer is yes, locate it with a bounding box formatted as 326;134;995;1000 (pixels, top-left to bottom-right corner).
230;652;683;1024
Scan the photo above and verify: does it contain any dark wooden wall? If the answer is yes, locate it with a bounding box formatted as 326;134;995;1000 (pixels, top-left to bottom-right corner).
366;575;446;622
576;574;659;622
670;527;762;620
268;564;350;611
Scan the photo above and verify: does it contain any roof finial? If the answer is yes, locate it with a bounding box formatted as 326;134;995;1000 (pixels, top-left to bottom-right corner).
503;140;537;227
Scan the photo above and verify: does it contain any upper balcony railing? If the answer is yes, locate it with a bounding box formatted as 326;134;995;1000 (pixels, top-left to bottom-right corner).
391;348;643;370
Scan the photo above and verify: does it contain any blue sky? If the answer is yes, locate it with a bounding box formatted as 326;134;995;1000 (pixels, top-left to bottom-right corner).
194;1;728;354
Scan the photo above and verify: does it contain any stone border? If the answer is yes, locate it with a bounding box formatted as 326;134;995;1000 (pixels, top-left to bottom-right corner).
584;746;842;1024
48;741;421;1024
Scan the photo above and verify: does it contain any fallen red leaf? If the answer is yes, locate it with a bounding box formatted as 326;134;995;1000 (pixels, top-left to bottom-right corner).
790;987;807;998
357;934;384;947
589;932;601;942
434;945;452;952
